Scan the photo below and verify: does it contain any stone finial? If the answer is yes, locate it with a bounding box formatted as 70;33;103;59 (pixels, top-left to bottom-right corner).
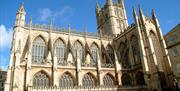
67;52;73;63
29;16;32;34
96;0;101;13
152;9;157;19
49;18;52;33
68;23;71;33
85;54;91;65
139;5;145;25
17;3;26;14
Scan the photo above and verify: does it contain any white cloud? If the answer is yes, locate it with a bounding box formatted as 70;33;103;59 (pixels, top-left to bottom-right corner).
39;8;52;22
0;24;13;51
38;6;74;22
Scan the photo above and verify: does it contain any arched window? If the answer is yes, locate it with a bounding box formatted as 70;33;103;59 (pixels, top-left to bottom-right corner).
121;73;131;86
32;36;46;64
54;39;66;65
136;71;145;85
82;73;96;88
119;42;130;68
103;74;115;87
150;32;163;65
119;43;124;58
59;73;74;88
150;32;166;86
73;41;84;62
106;45;114;63
90;43;99;66
131;36;141;65
33;71;50;88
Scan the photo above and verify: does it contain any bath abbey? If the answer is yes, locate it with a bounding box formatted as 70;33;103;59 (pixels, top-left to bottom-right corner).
5;0;174;91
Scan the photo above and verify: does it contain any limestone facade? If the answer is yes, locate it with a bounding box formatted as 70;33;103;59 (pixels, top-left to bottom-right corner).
5;0;173;91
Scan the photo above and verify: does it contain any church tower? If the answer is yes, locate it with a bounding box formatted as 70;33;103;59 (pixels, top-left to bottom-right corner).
96;0;128;36
15;4;26;27
5;4;26;91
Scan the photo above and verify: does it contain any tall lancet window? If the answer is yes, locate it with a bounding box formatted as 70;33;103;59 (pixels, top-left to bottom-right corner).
33;71;50;88
106;45;114;63
90;43;99;67
150;32;163;65
32;36;46;64
54;39;66;65
73;41;84;62
119;42;130;68
149;31;166;86
131;36;141;65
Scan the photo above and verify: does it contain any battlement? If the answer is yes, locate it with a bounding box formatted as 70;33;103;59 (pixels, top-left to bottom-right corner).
24;23;114;39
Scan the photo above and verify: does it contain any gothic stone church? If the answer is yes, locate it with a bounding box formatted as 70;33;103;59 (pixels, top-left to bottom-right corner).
5;0;174;91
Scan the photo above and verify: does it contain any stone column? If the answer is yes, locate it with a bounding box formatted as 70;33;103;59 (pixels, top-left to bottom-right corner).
13;53;22;91
26;52;32;89
97;53;103;86
76;53;82;86
53;54;58;87
114;51;122;85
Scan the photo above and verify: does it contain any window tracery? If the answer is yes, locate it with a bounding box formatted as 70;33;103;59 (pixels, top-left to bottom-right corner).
82;73;96;88
32;36;46;64
90;43;99;67
119;42;130;68
131;36;141;65
54;39;66;65
102;45;115;68
103;74;115;86
59;73;74;88
106;45;114;63
73;41;84;63
33;71;50;88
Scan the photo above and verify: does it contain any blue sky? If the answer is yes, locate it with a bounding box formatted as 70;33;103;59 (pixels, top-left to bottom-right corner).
0;0;179;70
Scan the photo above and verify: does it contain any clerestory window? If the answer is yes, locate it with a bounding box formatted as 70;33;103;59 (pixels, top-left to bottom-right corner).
32;36;46;64
54;39;66;65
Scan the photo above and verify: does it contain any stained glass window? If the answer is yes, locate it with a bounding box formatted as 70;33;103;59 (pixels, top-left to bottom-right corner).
119;42;130;68
54;39;66;65
33;71;50;88
103;74;115;86
82;73;96;88
73;41;84;62
106;45;114;63
59;73;74;88
119;42;125;61
90;43;99;66
32;36;46;64
150;32;163;69
131;36;141;65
